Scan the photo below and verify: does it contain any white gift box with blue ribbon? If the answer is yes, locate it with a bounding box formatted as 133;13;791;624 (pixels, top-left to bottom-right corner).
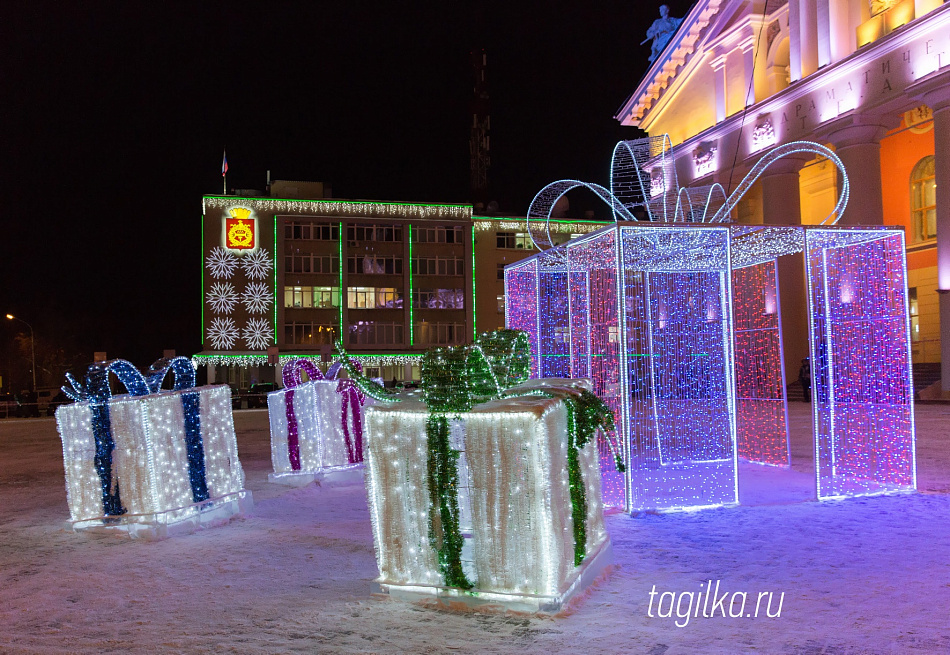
55;357;252;537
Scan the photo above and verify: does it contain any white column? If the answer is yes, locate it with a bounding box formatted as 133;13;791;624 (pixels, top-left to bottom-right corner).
710;54;727;123
934;106;950;389
789;0;803;82
816;0;851;66
817;0;832;67
914;80;950;391
741;38;756;107
801;0;819;77
816;117;889;225
760;158;805;226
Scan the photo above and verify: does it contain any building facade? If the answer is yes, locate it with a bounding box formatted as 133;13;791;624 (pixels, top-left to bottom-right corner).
197;187;605;386
617;0;950;392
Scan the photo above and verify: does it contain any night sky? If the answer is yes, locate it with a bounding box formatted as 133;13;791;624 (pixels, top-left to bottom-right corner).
1;1;695;387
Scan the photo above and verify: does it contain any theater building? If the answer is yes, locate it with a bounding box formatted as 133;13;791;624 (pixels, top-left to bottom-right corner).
617;0;950;394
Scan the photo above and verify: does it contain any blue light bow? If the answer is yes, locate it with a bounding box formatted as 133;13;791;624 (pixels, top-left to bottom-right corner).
525;139;850;252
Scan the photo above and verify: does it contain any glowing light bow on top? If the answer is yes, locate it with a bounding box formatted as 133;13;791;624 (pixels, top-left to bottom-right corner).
55;357;250;537
524;138;850;251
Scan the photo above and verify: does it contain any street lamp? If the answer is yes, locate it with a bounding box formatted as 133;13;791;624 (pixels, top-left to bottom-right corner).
5;314;36;392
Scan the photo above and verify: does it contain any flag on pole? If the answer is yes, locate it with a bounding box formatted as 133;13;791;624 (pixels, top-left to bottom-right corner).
222;149;229;176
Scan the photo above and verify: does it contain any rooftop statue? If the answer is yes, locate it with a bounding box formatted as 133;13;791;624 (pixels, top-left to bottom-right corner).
641;4;683;63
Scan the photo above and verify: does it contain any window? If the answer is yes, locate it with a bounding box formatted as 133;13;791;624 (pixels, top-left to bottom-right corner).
284;221;339;241
284;286;341;309
554;326;569;344
496;294;505;313
909;287;920;342
284;254;340;274
347;286;401;309
496;232;532;249
414;322;467;345
348;321;404;345
411;256;464;276
283;323;336;345
347;256;403;275
413;225;464;244
497;264;505;280
608;325;620;343
414;288;464;309
911;155;936;243
346;224;403;242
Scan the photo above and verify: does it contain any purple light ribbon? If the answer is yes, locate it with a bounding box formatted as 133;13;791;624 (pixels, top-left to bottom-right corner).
337;378;366;464
281;360;326;471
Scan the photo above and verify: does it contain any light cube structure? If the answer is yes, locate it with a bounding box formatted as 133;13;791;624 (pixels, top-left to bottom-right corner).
506;140;916;512
267;359;371;484
363;379;611;613
56;358;251;538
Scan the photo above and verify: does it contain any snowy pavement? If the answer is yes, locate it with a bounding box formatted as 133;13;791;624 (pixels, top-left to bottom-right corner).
1;404;949;654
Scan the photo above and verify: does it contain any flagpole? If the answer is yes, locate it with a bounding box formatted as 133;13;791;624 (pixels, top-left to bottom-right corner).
222;147;228;195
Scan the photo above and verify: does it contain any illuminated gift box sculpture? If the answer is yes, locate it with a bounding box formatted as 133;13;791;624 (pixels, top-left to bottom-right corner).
362;331;614;613
506;139;916;513
267;358;372;484
55;357;251;538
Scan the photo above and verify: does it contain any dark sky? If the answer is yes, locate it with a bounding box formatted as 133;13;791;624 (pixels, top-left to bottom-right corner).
0;1;695;379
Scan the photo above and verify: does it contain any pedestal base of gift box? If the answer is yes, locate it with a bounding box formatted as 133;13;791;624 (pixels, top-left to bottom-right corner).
267;464;364;487
373;537;613;614
66;489;254;541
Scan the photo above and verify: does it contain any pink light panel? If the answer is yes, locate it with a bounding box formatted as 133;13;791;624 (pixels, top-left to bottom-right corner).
732;260;790;466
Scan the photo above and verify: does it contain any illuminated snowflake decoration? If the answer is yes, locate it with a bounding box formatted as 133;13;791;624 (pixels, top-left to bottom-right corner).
207;316;239;350
243;316;274;350
206;247;238;279
241;248;273;280
242;281;273;314
207;282;238;314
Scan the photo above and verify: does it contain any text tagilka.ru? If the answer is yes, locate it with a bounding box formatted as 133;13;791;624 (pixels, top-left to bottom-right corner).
647;581;785;627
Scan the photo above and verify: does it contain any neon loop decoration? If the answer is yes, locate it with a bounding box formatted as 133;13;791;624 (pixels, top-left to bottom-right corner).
525;140;850;252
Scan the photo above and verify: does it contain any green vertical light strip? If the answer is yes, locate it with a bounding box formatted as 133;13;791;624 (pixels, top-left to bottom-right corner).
471;224;476;340
273;216;278;345
201;214;205;343
339;222;344;342
408;224;414;346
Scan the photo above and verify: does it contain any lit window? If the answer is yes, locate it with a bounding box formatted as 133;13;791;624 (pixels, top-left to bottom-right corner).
911;156;936;243
909;287;920;342
496;295;505;313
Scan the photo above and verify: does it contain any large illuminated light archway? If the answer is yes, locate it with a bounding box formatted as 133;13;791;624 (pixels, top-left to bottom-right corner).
508;138;914;513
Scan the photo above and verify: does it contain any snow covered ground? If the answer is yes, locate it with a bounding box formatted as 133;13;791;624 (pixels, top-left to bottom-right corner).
1;403;949;654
